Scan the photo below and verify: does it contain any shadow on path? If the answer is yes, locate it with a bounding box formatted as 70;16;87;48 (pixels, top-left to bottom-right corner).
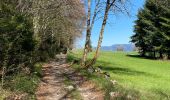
36;54;104;100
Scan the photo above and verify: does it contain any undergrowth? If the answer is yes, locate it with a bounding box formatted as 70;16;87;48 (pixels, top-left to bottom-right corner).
0;62;43;99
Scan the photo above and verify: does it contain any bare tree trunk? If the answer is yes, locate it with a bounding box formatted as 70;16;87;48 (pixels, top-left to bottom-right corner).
86;0;116;67
90;0;100;34
153;51;156;59
82;0;101;66
33;12;40;41
90;0;110;66
159;51;163;59
81;0;91;66
82;0;127;67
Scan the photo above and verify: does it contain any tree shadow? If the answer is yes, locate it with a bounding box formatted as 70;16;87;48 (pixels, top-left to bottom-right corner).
126;54;156;60
96;60;154;77
66;54;143;99
102;66;150;76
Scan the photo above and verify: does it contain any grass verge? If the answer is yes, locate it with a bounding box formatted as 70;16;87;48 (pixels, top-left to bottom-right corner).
0;62;43;100
67;50;170;100
67;52;141;100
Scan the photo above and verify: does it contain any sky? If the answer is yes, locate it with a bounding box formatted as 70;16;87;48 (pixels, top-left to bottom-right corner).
77;0;145;47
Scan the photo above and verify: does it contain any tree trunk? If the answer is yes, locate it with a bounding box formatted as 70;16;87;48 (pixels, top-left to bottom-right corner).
153;51;156;59
159;51;163;59
81;0;91;66
86;0;111;67
81;0;101;66
168;53;170;59
90;0;100;34
141;48;146;57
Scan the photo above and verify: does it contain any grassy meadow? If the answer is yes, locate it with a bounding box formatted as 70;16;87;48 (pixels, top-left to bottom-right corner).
68;50;170;100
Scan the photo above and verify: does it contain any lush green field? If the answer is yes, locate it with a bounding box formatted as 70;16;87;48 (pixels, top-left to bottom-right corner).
70;51;170;100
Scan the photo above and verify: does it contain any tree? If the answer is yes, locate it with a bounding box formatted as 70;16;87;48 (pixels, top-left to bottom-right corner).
131;0;170;59
85;0;130;67
159;5;170;59
82;0;101;66
0;0;86;87
131;9;151;56
0;1;35;87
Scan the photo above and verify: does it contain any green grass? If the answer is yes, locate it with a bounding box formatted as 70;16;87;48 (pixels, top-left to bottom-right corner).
0;62;43;99
68;51;170;100
67;62;115;100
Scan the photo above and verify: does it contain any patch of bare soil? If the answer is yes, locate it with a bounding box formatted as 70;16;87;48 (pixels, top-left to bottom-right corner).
36;54;104;100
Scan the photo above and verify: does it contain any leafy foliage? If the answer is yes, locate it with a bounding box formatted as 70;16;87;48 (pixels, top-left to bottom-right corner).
0;1;85;97
0;0;85;73
131;0;170;59
0;1;36;72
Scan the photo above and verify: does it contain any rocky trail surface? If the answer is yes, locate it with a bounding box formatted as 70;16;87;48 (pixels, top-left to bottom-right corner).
36;54;104;100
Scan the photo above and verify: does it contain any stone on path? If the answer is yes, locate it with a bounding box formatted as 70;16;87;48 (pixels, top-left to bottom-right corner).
36;54;104;100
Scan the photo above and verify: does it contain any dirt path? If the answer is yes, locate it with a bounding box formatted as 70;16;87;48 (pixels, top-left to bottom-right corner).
36;54;104;100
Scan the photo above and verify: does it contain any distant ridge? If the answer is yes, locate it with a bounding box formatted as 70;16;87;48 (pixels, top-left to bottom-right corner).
97;44;135;52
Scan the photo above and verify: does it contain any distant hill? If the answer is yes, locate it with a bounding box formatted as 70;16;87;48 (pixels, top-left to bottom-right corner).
99;44;135;52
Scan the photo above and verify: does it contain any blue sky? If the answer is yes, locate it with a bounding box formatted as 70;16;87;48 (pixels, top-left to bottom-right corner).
77;0;145;47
